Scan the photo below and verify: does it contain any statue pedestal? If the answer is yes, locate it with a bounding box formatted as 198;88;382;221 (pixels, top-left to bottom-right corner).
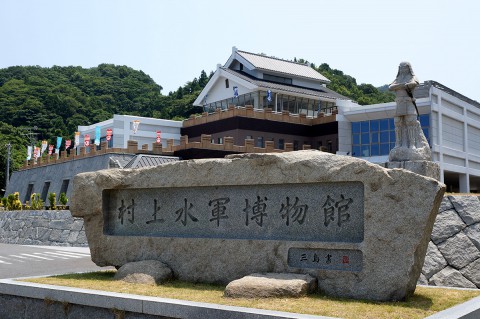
384;161;440;180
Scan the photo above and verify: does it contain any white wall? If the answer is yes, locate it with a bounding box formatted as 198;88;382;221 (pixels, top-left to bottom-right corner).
78;115;182;150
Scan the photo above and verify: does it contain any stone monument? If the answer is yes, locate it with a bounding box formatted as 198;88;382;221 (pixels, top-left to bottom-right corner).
71;150;445;301
386;62;439;179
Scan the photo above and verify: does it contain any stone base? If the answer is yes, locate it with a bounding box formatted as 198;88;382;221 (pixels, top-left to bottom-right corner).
384;160;440;180
224;273;317;298
389;146;431;162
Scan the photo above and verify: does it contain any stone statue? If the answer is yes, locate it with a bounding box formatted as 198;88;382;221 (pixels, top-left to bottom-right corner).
388;62;431;161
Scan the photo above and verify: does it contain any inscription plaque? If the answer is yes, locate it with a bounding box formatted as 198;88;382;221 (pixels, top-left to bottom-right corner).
103;182;364;242
288;248;363;271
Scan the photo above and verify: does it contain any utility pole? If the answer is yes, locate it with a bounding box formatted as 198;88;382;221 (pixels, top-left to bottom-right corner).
5;143;10;189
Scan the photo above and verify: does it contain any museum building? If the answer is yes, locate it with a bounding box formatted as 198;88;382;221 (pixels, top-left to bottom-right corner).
6;48;480;200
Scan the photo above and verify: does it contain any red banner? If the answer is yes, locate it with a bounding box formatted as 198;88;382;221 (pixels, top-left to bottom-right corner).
156;130;161;144
106;128;113;141
48;144;54;155
84;134;90;147
65;140;71;149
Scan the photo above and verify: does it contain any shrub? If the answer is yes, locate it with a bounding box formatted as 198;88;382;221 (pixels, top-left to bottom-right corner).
48;192;57;210
30;193;44;210
59;192;68;207
0;197;6;208
11;192;22;210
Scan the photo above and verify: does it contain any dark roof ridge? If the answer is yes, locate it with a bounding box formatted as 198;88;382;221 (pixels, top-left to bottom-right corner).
237;50;312;67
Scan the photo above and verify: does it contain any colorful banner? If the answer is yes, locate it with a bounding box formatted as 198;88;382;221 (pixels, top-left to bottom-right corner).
27;146;32;160
84;134;90;147
106;128;113;141
132;120;140;134
74;132;80;148
233;86;238;98
267;90;272;102
65;140;72;149
94;126;101;145
156;131;161;144
41;140;48;154
48;145;54;155
56;136;62;149
34;147;40;159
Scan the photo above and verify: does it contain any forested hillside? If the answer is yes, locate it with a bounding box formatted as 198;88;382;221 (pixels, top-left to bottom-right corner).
0;61;393;191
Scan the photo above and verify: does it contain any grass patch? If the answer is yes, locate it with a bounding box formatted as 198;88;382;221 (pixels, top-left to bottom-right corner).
24;271;480;319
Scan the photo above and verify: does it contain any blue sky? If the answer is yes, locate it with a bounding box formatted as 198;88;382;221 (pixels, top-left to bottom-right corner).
1;0;479;101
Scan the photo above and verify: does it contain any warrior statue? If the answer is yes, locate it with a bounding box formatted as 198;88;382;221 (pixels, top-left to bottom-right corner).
388;62;431;161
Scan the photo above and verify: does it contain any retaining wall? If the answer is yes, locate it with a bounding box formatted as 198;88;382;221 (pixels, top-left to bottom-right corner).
419;195;480;289
0;210;87;247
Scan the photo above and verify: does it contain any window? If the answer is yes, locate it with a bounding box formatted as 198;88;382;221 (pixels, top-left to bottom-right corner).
240;63;243;71
41;182;50;201
225;79;229;88
256;137;264;148
293;140;299;151
278;139;284;150
351;115;430;157
246;135;253;140
24;184;34;203
218;137;223;144
60;179;70;195
263;73;292;85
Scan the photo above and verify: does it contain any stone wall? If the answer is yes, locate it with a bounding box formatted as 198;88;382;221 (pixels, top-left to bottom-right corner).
0;210;87;246
419;195;480;288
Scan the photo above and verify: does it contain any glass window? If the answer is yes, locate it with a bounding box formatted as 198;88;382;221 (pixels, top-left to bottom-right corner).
293;140;299;151
361;133;370;144
388;118;394;130
389;131;396;143
420;114;430;127
380;143;390;155
390;142;396;150
371;144;379;156
352;122;360;134
371;132;379;143
352;134;360;145
380;131;389;143
278;138;284;150
257;137;264;148
380;119;389;131
423;128;429;140
370;120;379;132
352;145;361;157
361;145;370;157
360;121;369;133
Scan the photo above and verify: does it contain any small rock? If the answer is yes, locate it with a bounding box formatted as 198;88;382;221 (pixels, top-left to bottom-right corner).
114;260;172;285
224;273;317;298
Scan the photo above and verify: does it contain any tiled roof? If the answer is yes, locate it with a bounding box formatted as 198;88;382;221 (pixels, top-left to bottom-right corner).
123;154;179;169
236;50;330;83
223;68;348;100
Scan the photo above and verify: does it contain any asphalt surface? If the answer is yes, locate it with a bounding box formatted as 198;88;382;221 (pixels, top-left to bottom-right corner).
0;243;112;279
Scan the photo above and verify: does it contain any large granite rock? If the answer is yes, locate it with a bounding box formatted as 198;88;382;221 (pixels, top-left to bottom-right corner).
430;209;466;244
224;273;317;298
422;242;447;279
464;223;480;250
438;197;453;213
460;258;480;288
71;150;445;301
436;233;480;269
429;266;477;288
449;196;480;225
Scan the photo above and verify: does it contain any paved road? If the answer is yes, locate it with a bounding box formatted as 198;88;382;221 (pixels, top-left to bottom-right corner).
0;243;112;279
